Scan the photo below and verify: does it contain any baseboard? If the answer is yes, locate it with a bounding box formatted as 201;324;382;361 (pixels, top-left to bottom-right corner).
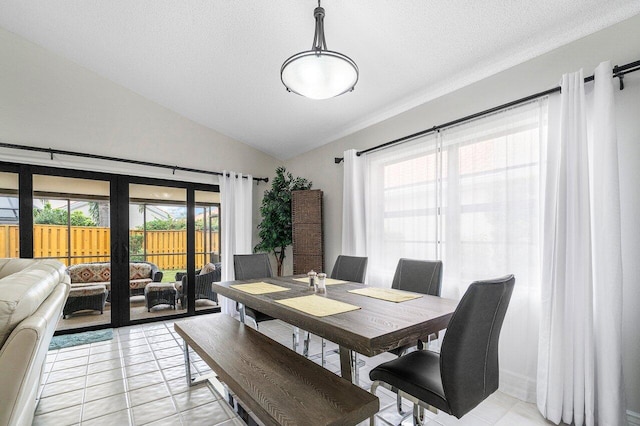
499;369;536;403
628;410;640;426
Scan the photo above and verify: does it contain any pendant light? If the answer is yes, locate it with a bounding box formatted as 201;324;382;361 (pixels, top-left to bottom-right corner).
280;1;359;100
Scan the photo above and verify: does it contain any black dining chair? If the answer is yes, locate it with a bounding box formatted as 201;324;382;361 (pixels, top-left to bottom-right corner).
233;254;275;329
387;258;443;416
331;255;368;283
369;275;515;426
390;258;443;356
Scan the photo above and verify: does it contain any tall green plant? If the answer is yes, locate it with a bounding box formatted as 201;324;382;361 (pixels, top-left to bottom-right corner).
33;202;96;226
255;167;311;276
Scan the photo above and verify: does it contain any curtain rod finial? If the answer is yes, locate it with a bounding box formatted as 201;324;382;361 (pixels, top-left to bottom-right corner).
335;157;344;164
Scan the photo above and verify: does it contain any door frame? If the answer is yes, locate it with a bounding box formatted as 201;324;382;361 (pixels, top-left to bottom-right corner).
0;161;221;334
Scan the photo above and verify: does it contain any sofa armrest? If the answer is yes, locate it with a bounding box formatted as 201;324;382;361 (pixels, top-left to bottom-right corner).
153;271;163;282
0;282;68;426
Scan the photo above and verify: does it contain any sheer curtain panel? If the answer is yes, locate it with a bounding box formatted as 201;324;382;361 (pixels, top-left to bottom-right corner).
341;149;366;257
364;134;439;288
439;101;546;401
219;171;253;316
537;61;625;426
358;100;547;399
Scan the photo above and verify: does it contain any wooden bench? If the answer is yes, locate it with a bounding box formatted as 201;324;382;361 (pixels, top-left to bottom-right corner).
174;314;379;426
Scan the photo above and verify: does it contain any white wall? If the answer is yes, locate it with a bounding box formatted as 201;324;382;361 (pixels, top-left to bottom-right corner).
285;13;640;416
0;26;281;247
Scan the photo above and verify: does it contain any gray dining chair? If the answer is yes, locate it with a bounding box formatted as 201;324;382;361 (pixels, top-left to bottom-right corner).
390;258;443;356
233;254;275;329
388;258;443;416
331;255;368;283
369;275;515;425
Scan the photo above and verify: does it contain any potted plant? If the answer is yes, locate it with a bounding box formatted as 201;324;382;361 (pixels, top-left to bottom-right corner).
255;167;312;276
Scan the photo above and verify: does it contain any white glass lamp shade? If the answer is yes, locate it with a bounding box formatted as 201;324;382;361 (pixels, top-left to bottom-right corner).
281;50;359;100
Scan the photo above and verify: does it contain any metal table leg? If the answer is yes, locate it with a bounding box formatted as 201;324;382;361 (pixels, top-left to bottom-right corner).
238;303;246;324
339;346;355;383
183;339;195;387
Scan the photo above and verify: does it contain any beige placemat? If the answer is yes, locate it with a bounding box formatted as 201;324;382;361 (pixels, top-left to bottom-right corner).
348;287;423;303
276;295;361;317
292;277;349;285
230;282;291;295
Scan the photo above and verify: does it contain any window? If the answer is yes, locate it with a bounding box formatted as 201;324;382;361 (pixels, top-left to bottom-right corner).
32;175;111;266
365;100;547;298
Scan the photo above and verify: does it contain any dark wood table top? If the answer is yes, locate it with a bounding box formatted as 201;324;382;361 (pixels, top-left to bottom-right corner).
213;276;458;357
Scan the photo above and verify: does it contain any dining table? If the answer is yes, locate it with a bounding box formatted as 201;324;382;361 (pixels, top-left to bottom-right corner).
213;275;458;382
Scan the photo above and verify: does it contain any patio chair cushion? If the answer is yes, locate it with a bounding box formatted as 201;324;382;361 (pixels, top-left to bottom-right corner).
71;281;110;291
200;263;216;275
129;263;153;280
145;282;176;293
69;284;107;297
129;278;152;290
68;263;111;284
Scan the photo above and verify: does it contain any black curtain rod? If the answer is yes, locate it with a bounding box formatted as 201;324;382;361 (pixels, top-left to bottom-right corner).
334;59;640;164
0;142;269;183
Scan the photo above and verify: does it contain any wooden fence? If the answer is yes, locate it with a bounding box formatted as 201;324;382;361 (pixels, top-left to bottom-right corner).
0;225;19;259
1;225;219;270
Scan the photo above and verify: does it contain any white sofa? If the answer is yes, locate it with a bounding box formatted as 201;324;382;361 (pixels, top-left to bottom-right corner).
0;258;70;426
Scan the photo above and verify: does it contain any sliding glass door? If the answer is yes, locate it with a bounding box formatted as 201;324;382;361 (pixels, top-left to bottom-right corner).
32;174;112;332
0;162;221;332
193;190;220;312
129;183;187;321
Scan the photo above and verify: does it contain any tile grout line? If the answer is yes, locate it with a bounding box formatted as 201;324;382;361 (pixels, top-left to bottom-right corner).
116;329;135;426
136;322;180;425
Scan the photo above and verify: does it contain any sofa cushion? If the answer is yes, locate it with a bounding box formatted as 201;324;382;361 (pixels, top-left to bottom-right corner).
71;281;110;290
69;284;107;297
199;263;216;275
129;278;152;290
68;263;110;284
130;263;152;280
0;259;67;347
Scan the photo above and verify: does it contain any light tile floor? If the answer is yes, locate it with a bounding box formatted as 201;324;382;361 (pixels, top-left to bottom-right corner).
36;315;559;426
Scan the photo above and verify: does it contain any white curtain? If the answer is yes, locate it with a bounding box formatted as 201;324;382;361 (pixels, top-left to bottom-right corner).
341;149;366;257
219;170;253;316
438;102;546;401
358;100;547;398
537;61;625;426
363;134;439;288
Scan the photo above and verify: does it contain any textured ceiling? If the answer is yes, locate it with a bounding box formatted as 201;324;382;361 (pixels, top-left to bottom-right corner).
1;1;639;160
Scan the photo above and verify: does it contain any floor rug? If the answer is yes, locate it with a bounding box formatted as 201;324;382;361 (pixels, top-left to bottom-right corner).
49;328;114;350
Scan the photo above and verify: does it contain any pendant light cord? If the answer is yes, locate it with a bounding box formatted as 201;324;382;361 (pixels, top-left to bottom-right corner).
312;3;327;51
